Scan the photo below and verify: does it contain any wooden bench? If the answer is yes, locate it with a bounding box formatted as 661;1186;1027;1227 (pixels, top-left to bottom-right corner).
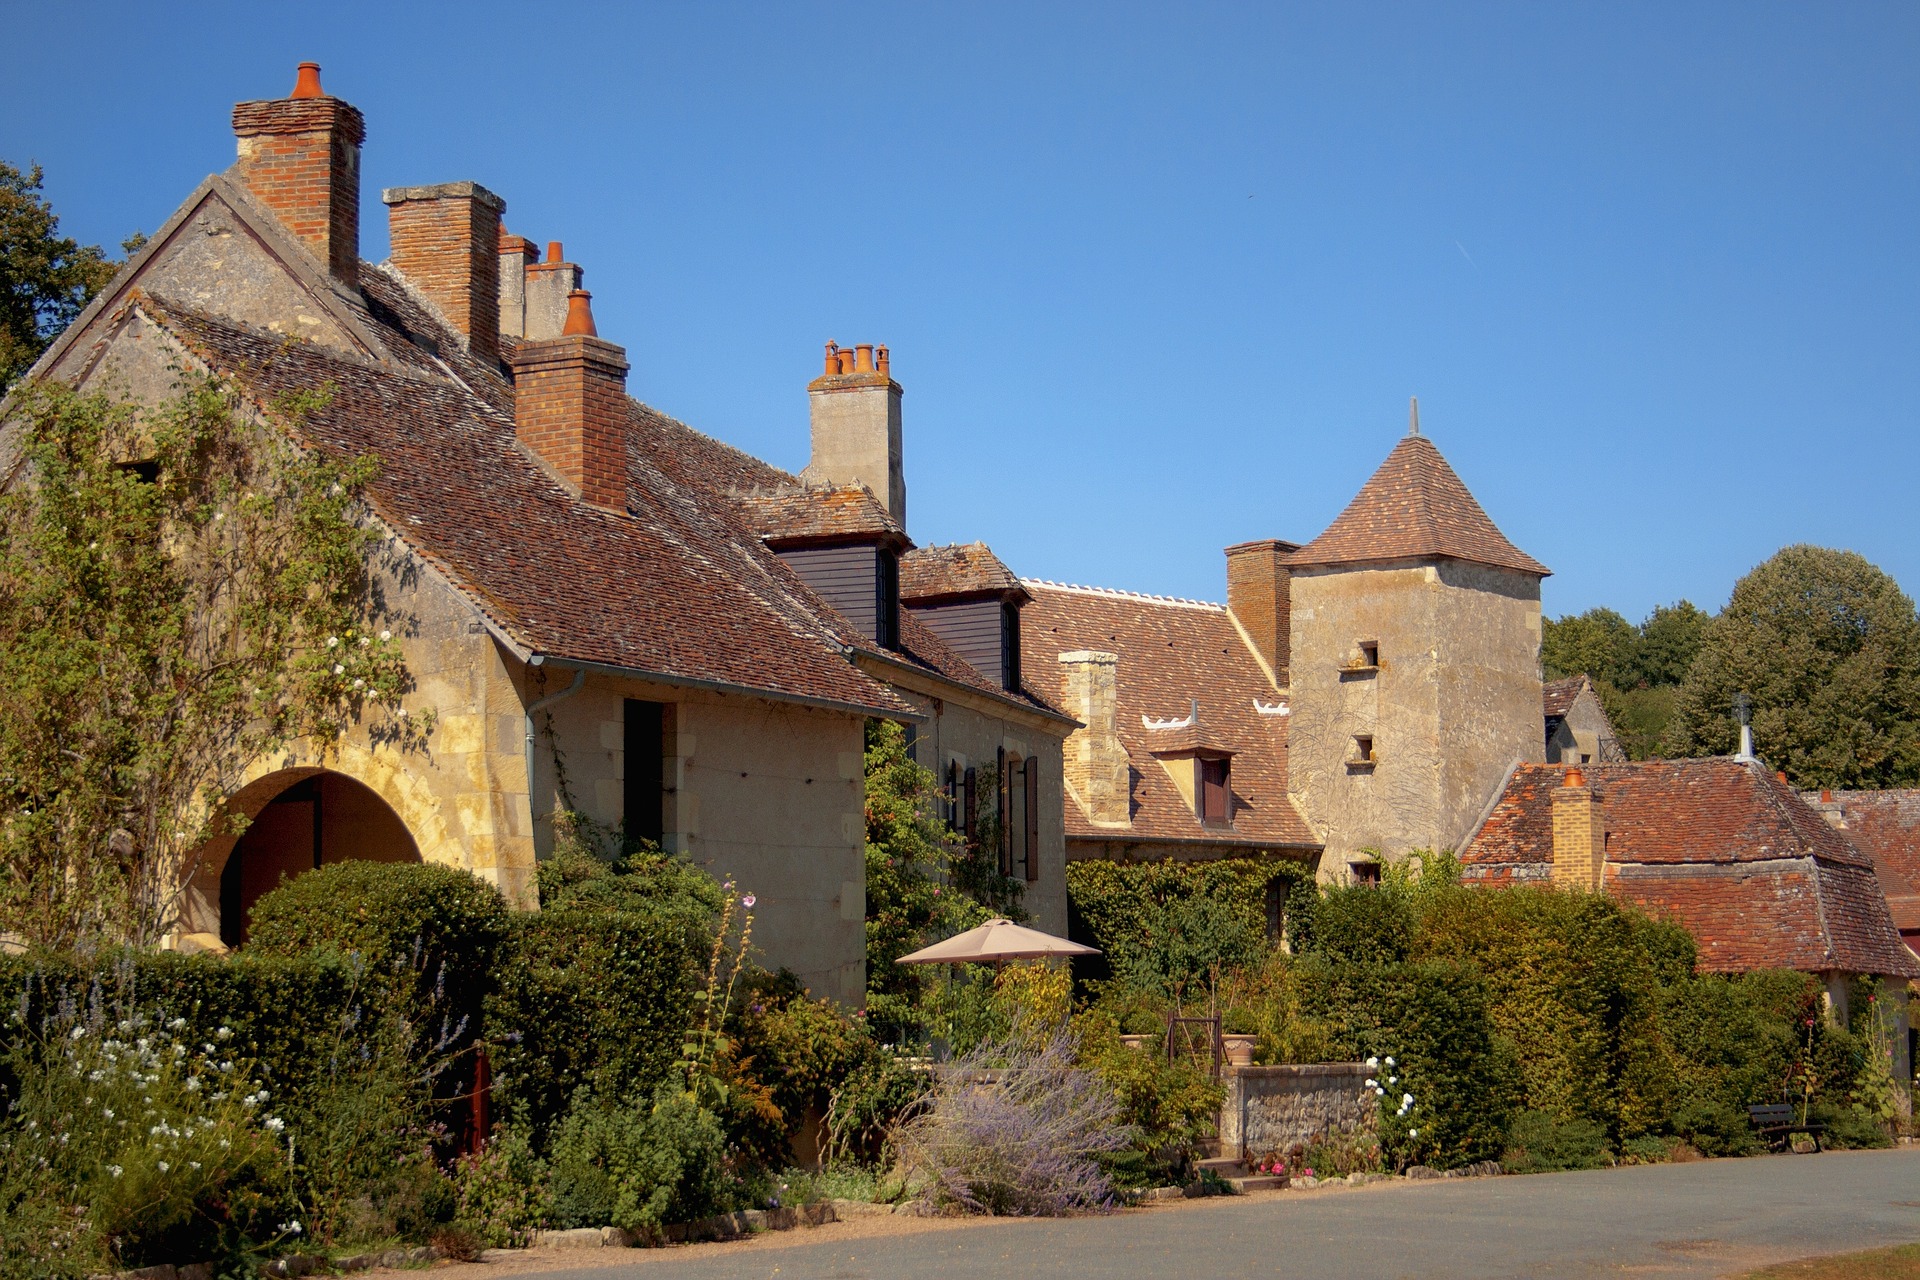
1748;1102;1825;1152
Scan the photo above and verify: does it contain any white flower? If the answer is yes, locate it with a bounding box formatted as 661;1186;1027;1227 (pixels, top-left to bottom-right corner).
352;678;365;689
265;1116;285;1133
1366;1056;1379;1069
327;637;340;649
168;1017;187;1031
89;1070;105;1082
379;630;391;642
284;1221;303;1236
255;1088;269;1101
397;708;408;718
333;664;345;675
103;1108;114;1119
216;1027;232;1041
1388;1076;1398;1086
1402;1093;1414;1108
1385;1057;1396;1067
156;1160;169;1172
219;1138;230;1149
69;1025;87;1040
1409;1129;1419;1138
108;1165;123;1178
1365;1078;1377;1089
358;637;370;648
190;1161;202;1170
185;1077;201;1092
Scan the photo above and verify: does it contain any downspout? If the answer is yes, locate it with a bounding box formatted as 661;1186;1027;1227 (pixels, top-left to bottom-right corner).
524;661;586;836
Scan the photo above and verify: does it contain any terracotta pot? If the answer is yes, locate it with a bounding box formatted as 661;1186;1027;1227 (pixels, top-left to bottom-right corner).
1222;1034;1258;1066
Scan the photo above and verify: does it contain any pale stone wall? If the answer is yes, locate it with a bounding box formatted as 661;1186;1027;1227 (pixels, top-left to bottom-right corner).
1547;686;1616;764
1219;1062;1375;1159
1288;560;1542;877
895;690;1069;938
802;376;906;525
535;672;869;1006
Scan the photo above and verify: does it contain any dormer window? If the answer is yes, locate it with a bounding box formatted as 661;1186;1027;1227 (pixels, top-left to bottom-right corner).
1000;600;1022;691
1198;756;1231;826
877;548;900;650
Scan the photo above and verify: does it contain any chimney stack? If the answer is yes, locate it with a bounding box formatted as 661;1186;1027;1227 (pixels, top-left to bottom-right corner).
382;182;506;363
515;242;586;340
509;290;629;510
1225;539;1299;687
1059;651;1130;826
803;340;905;526
232;62;365;284
1550;767;1606;891
497;229;539;338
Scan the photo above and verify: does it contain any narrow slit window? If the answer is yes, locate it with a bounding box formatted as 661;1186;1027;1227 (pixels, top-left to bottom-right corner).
1353;735;1374;763
1359;641;1378;667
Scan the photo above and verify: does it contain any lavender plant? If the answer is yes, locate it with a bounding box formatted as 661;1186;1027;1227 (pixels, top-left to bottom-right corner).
890;1023;1133;1215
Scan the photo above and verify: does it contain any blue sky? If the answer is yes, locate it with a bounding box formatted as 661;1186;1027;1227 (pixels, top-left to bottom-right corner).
5;2;1915;622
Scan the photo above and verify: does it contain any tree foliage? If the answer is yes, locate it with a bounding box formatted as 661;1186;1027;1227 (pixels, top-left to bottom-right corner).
0;379;427;948
1668;545;1920;787
1541;601;1709;759
0;161;138;391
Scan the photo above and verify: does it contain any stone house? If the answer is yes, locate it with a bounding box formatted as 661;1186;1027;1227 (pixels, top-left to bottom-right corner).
1459;758;1918;1082
1026;418;1551;884
6;64;1069;999
1544;674;1623;765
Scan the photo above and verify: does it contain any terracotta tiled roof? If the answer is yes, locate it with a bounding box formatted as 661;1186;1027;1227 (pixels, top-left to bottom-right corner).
733;485;906;547
901;543;1025;603
1460;759;1919;977
1822;790;1920;936
1288;435;1549;577
884;611;1063;719
133;288;915;718
1543;675;1589;719
1019;580;1318;852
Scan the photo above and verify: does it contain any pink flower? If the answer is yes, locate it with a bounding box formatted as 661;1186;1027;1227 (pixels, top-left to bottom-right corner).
742;894;756;908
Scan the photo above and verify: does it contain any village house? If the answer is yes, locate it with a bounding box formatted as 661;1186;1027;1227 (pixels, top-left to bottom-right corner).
6;64;1070;1000
1543;674;1623;765
1458;757;1918;1081
1027;409;1552;885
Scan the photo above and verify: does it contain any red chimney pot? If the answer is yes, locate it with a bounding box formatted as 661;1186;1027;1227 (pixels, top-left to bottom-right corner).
561;289;598;337
1562;767;1587;788
291;62;325;99
547;241;564;264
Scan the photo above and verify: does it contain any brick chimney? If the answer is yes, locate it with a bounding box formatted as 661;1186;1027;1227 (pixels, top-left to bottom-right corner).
231;62;365;284
1059;650;1130;826
382;183;506;363
1550;767;1606;891
803;341;905;526
508;290;629;509
1225;539;1299;686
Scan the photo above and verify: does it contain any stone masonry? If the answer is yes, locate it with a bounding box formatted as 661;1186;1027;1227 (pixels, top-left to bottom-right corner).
1218;1061;1376;1160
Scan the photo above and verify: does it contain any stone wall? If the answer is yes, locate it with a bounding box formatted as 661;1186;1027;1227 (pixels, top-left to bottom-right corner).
1218;1061;1375;1159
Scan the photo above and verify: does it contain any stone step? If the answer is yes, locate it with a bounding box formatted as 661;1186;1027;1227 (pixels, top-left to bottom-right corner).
1229;1175;1288;1193
1196;1157;1247;1175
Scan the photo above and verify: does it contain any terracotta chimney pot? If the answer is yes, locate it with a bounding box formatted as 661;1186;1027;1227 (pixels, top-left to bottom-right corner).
837;347;856;374
1562;767;1586;788
876;344;889;375
1821;789;1833;803
1777;771;1790;784
823;340;839;375
854;343;875;372
547;241;564;264
561;289;598;337
291;62;325;99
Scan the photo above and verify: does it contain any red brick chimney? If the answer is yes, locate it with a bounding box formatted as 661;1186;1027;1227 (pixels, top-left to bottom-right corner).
1225;539;1299;686
382;182;507;363
509;290;629;509
231;62;365;284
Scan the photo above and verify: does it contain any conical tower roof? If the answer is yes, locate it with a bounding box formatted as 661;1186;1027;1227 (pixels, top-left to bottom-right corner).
1289;431;1548;576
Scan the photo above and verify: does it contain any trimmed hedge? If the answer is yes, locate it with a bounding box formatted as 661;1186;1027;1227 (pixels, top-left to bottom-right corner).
1064;857;1315;970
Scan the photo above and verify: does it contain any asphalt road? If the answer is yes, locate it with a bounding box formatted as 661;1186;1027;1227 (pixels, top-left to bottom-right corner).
483;1147;1920;1280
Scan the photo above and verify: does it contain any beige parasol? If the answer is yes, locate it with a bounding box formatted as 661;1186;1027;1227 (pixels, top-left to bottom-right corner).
895;918;1100;966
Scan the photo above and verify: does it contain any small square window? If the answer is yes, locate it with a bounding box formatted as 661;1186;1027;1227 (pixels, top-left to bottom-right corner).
1354;735;1374;762
1359;641;1378;667
1351;862;1382;887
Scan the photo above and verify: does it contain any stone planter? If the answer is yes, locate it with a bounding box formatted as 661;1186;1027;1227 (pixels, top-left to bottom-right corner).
1119;1034;1154;1051
1222;1034;1258;1066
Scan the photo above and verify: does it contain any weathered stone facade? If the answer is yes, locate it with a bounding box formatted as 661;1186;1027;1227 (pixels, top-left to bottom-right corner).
1218;1062;1376;1159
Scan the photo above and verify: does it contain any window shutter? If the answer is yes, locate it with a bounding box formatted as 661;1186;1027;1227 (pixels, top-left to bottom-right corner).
997;746;1011;876
963;766;977;845
1023;755;1040;882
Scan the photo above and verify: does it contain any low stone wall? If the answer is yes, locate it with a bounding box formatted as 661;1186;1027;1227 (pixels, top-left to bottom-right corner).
1219;1061;1374;1159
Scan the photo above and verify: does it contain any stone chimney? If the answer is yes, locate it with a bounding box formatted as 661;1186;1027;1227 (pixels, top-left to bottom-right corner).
231;62;365;284
497;230;539;338
508;290;629;510
382;182;506;363
526;242;586;340
1550;767;1606;891
1059;651;1129;826
803;341;905;526
1225;539;1299;686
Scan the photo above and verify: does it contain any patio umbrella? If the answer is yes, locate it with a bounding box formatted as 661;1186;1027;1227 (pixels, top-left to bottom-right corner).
895;918;1100;966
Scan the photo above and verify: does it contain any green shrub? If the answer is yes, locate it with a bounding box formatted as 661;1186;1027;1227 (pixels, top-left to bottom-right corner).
1502;1109;1610;1172
546;1087;732;1233
1065;858;1312;976
1669;1097;1757;1157
452;1126;549;1247
1075;1010;1223;1188
486;907;699;1145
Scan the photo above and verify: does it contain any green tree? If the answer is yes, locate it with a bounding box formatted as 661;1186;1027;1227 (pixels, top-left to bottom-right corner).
1541;607;1639;688
1631;600;1709;688
1667;545;1920;787
0;380;428;948
1;161;139;390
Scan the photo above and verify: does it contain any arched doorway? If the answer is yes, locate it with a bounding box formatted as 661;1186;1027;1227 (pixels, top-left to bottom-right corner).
216;769;421;947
